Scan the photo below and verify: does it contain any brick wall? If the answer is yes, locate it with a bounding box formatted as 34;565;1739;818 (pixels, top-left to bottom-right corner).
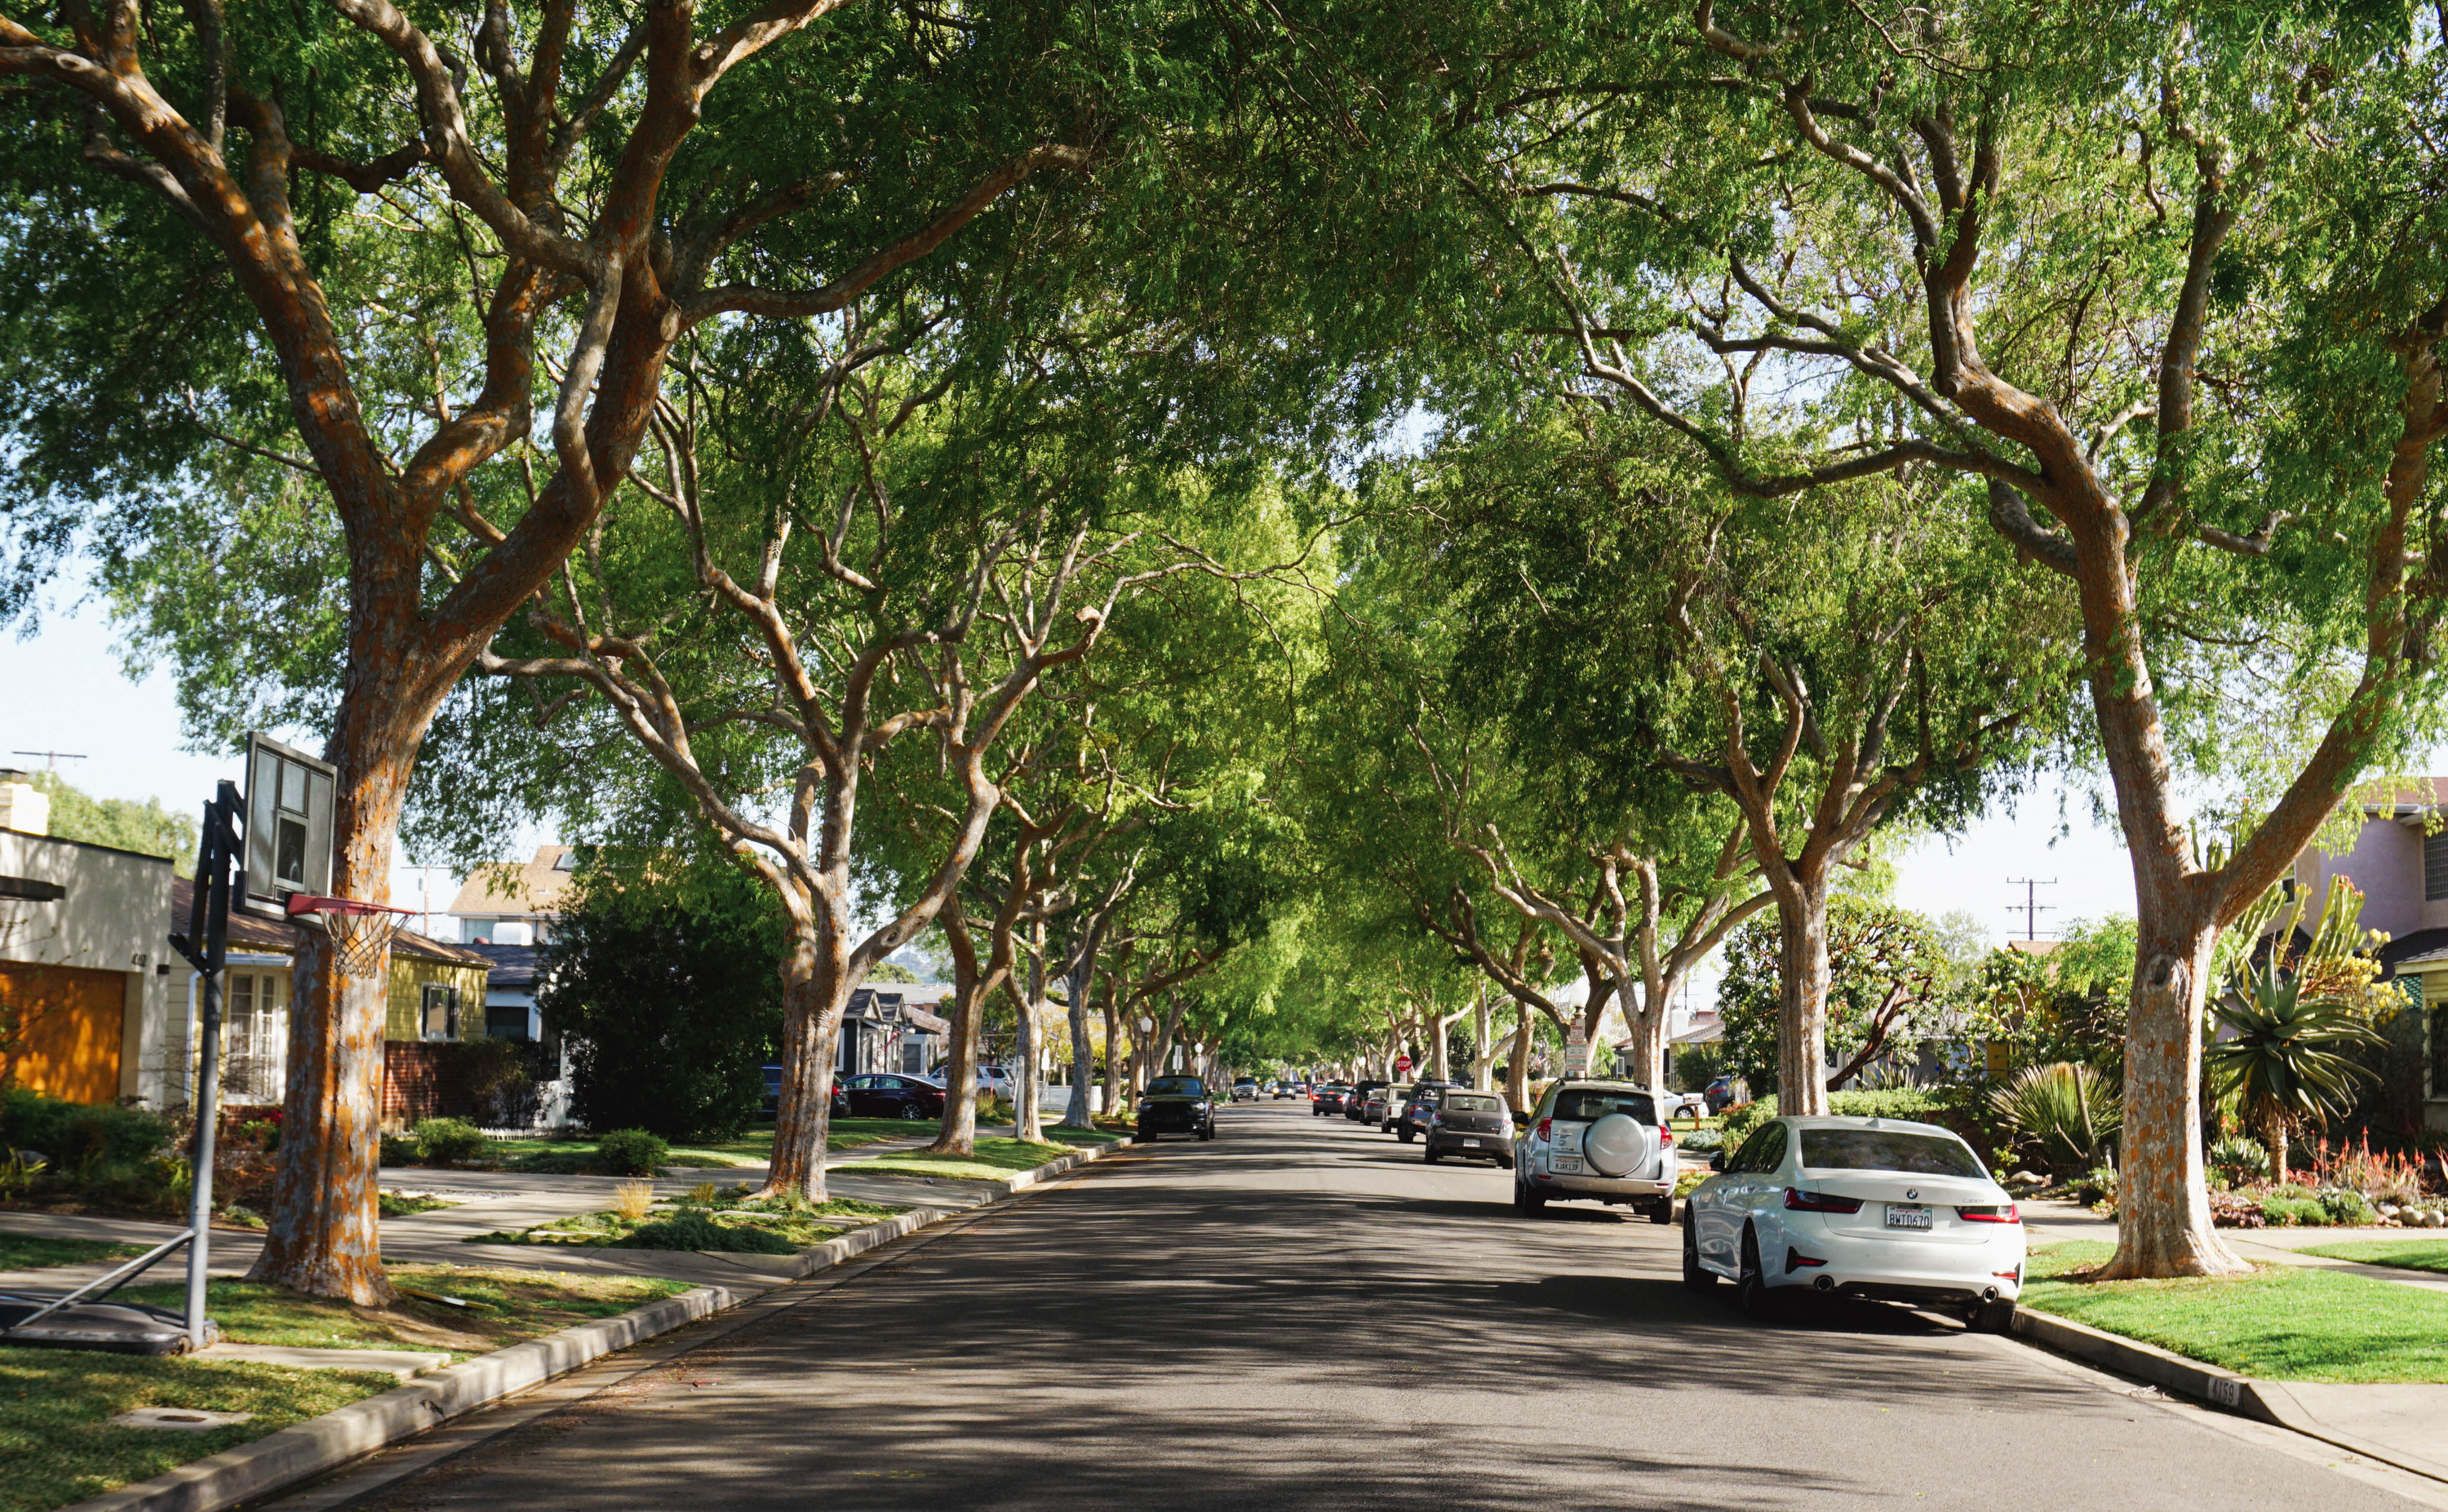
381;1042;472;1126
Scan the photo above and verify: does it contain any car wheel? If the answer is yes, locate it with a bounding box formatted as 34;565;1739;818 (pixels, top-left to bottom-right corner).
1735;1227;1778;1321
1968;1298;2017;1334
1495;1154;1515;1171
1682;1217;1715;1291
898;1101;924;1120
1649;1195;1675;1226
1423;1145;1440;1164
1398;1128;1415;1144
1516;1179;1546;1215
1200;1123;1214;1141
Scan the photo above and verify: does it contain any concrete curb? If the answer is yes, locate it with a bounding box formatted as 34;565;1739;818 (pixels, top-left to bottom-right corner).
2011;1306;2448;1485
57;1135;1131;1512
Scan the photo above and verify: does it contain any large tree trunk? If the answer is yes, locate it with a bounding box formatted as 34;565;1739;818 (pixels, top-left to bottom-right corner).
767;941;848;1202
1099;976;1124;1120
1774;870;1833;1117
1062;930;1101;1129
250;724;417;1304
2100;912;2242;1276
1506;1006;1536;1113
930;903;983;1157
1013;923;1044;1142
1470;990;1495;1090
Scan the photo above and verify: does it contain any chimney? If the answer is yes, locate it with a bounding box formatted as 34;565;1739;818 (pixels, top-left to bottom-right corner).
0;776;49;837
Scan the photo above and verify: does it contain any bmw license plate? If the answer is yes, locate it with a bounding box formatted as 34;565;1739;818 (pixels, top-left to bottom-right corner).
1885;1204;1932;1230
1550;1156;1583;1173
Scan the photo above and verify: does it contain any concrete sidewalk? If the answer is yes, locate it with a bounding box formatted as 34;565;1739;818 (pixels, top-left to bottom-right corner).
2019;1196;2448;1485
0;1133;1050;1296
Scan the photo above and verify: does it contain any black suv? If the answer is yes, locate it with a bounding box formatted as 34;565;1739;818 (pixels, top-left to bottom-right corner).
1137;1075;1216;1141
1423;1088;1515;1167
1346;1079;1390;1123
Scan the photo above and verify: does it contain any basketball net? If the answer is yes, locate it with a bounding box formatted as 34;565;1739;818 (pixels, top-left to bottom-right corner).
285;895;414;977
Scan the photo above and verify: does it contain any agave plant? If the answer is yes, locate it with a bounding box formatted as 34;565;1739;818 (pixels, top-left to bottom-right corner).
1989;1062;2121;1176
2209;956;2382;1183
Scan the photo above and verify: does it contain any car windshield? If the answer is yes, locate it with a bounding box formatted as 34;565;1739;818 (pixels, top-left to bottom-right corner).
1444;1093;1501;1114
1552;1089;1656;1124
1148;1078;1206;1097
1801;1128;1985;1177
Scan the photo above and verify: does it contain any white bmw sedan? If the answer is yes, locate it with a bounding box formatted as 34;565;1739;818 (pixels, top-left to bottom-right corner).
1682;1115;2024;1332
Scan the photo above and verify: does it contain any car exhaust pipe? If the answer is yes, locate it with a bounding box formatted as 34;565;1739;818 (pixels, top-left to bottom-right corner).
1812;1275;1834;1293
1981;1286;1998;1303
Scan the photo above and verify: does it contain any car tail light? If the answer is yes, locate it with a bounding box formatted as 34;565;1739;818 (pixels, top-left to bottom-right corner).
1536;1118;1552;1142
1783;1188;1864;1213
1958;1204;2020;1224
1658;1125;1674;1149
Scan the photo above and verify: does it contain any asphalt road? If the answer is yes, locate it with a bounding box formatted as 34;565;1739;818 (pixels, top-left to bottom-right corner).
301;1102;2446;1511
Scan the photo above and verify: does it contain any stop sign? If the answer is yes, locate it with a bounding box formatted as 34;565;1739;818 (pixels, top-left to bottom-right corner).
1394;1054;1412;1075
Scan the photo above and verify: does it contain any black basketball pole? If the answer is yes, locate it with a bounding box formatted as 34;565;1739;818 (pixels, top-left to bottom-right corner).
170;779;242;1352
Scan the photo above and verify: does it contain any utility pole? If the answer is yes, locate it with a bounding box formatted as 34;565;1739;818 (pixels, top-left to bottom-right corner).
2005;877;2058;942
10;750;88;771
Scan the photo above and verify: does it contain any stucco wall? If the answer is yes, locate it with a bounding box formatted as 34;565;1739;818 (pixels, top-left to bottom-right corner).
2302;818;2423;940
1;831;175;1106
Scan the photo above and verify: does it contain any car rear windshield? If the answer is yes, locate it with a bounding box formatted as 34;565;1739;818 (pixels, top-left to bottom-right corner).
1799;1128;1984;1177
1444;1093;1501;1114
1147;1078;1207;1097
1552;1089;1656;1124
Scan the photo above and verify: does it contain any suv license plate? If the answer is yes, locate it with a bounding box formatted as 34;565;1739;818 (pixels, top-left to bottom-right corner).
1550;1156;1583;1173
1886;1204;1932;1230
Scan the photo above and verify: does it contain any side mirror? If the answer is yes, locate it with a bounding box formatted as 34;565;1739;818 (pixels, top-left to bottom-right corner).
1709;1153;1726;1173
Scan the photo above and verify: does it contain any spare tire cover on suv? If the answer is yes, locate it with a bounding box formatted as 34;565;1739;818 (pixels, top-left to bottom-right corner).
1583;1112;1652;1177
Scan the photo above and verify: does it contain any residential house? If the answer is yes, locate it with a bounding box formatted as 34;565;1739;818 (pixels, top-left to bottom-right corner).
447;845;576;945
462;939;574;1129
161;877;493;1127
840;987;951;1078
2282;786;2448;1133
0;783;178;1106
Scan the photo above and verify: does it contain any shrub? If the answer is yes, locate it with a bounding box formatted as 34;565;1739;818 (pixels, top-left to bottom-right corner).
2317;1186;2378;1226
620;1208;795;1253
1680;1128;1724;1153
611;1180;656;1221
2260;1193;2329;1226
1988;1062;2120;1176
410;1117;490;1164
595;1128;669;1175
0;1089;172;1173
2074;1166;2118;1207
2208;1133;2272;1186
540;855;784;1141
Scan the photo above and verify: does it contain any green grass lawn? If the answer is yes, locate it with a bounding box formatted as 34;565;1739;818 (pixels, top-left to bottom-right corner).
2295;1237;2448;1276
2024;1241;2448;1384
855;1130;1114;1184
469;1195;905;1252
0;1233;144;1272
2;1264;688;1512
461;1120;918;1177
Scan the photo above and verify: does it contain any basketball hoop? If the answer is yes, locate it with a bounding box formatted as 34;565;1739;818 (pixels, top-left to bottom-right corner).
285;894;415;977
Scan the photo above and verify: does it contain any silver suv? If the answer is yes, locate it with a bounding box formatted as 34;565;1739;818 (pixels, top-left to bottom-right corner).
1514;1080;1678;1223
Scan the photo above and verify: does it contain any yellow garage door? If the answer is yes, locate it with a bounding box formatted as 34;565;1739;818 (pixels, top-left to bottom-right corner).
2;962;125;1104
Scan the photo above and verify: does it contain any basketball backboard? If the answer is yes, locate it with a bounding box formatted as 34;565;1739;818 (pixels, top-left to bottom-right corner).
240;733;335;920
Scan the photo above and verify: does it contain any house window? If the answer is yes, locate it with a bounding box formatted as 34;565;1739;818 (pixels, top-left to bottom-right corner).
2427;831;2448;902
486;1004;531;1040
420;984;459;1041
222;971;287;1103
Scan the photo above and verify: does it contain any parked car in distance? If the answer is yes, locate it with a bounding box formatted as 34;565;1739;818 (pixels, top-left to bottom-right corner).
1138;1075;1217;1142
839;1072;947;1120
1704;1075;1750;1115
1683;1115;2024;1332
1395;1083;1456;1142
764;1064;851;1119
1515;1080;1678;1222
1363;1084;1401;1129
1313;1083;1352;1115
1424;1089;1514;1167
1347;1080;1389;1123
1661;1090;1709;1122
1232;1077;1259;1102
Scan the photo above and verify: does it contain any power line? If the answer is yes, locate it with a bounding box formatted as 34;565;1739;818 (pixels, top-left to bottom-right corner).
2005;877;2058;942
10;750;88;771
